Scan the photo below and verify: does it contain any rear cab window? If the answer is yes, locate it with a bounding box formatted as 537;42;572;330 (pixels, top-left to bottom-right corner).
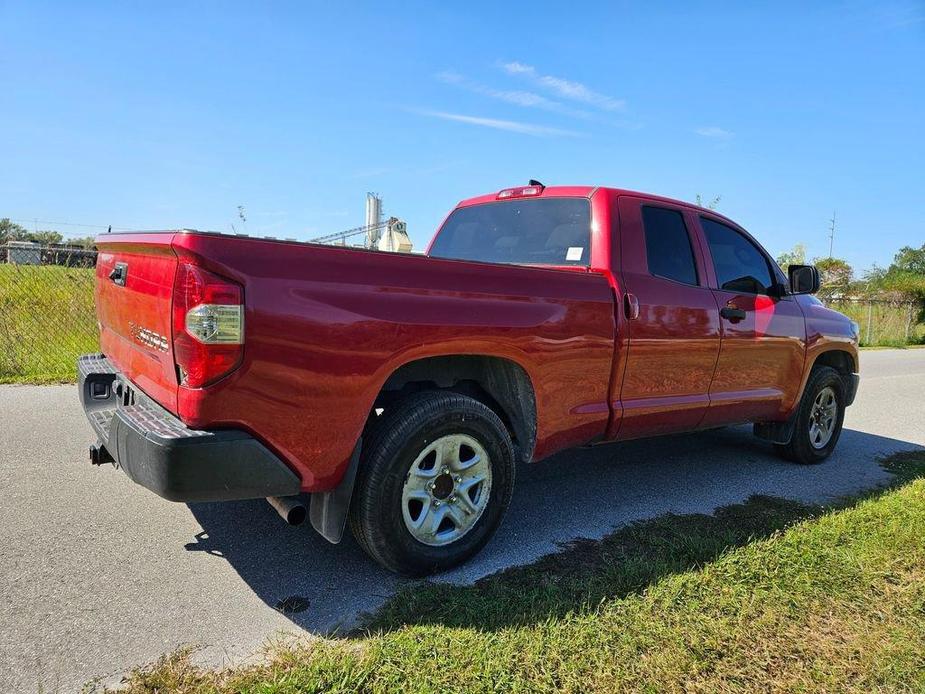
428;197;590;267
641;206;699;285
701;217;775;295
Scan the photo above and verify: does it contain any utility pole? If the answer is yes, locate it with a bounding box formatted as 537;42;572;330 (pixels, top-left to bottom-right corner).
828;211;836;258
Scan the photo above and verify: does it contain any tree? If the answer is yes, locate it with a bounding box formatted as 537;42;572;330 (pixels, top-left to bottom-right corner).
813;256;853;296
854;246;925;332
776;243;806;269
0;217;29;244
65;235;98;249
891;244;925;275
859;264;887;287
0;218;66;246
877;244;925;307
28;230;63;245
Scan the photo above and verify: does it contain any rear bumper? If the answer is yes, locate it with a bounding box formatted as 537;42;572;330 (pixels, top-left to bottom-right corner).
78;354;301;502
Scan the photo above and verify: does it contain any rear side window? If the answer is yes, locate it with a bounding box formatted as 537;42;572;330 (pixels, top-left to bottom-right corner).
641;206;698;285
429;197;590;266
701;218;774;295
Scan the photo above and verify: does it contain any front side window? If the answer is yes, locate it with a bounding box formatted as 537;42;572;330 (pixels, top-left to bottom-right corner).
701;217;774;295
641;206;698;285
428;197;590;266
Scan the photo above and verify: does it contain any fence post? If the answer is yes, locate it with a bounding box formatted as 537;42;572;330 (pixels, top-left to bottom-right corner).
865;300;873;345
907;303;914;343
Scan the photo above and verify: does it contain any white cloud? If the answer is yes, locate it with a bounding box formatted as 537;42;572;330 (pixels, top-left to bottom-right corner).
416;110;581;137
501;62;626;112
694;126;734;139
503;61;534;75
436;71;593;119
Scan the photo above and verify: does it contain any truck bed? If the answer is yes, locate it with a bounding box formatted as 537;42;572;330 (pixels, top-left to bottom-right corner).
94;231;617;491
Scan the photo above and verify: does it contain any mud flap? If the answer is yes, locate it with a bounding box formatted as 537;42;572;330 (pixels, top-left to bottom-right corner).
309;439;362;544
754;416;797;445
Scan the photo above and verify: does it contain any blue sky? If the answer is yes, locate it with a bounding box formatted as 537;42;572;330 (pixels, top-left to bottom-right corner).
1;1;922;272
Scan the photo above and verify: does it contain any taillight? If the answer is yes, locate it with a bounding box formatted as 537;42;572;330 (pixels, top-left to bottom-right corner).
172;263;244;388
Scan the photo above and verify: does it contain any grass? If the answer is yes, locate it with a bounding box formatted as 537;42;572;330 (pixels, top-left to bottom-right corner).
861;343;925;350
825;298;925;347
0;264;99;383
96;449;925;693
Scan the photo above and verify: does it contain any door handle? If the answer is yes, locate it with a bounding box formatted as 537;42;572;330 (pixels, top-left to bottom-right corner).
720;306;746;322
109;262;127;287
623;292;639;320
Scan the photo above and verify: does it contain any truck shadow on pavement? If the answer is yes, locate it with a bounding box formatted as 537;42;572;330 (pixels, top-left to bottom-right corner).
184;425;921;636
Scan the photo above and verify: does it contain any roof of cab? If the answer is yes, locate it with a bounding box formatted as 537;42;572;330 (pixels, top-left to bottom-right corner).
455;184;742;229
456;185;596;208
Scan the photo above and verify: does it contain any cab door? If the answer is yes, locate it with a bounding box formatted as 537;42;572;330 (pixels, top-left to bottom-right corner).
614;197;722;439
695;215;806;425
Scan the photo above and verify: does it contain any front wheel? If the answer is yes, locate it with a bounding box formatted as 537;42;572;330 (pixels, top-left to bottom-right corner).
349;391;516;575
774;365;846;464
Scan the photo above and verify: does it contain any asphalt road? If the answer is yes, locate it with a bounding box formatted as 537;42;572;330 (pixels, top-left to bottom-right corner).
2;349;924;692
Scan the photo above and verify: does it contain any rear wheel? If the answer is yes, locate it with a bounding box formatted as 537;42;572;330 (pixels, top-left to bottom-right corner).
349;391;516;575
774;366;846;464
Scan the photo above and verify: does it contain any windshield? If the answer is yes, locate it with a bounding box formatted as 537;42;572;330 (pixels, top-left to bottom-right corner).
429;197;591;267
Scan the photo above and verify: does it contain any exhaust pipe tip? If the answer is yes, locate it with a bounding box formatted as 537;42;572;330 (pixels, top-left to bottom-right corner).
286;504;307;526
267;495;306;526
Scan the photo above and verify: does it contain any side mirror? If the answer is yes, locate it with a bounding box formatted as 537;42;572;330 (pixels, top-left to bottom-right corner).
788;264;820;295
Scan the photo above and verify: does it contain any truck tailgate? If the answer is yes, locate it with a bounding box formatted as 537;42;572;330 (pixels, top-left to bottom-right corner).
95;233;179;413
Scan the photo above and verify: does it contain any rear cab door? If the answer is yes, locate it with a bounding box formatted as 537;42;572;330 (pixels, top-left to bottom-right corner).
613;196;722;438
694;214;806;424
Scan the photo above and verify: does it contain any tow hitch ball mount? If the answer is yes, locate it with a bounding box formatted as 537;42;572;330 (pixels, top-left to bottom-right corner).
89;443;114;466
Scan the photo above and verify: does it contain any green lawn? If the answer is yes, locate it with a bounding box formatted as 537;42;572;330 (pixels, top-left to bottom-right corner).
105;450;925;693
0;263;99;383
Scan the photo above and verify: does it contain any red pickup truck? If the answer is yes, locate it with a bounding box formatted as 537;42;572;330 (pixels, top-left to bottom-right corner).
79;183;859;574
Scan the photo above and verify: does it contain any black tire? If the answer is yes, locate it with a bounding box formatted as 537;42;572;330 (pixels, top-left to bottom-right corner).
349;391;516;575
774;365;846;464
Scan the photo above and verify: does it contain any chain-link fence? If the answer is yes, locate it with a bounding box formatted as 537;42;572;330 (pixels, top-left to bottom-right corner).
0;245;923;384
822;297;924;347
0;245;99;383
